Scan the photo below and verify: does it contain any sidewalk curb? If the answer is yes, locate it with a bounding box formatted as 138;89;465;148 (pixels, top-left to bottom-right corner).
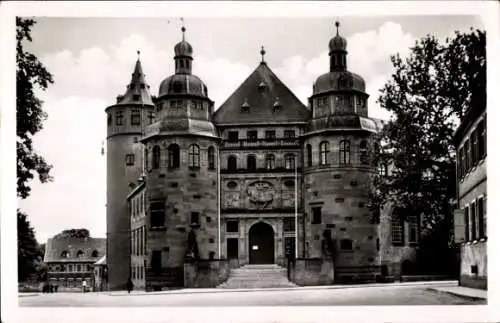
426;288;487;301
107;280;459;297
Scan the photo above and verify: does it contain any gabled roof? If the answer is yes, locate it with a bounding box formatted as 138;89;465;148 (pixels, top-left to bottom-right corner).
213;62;310;125
44;236;106;263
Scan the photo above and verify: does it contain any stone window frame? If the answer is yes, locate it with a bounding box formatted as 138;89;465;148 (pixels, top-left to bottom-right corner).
150;200;166;229
311;207;322;224
247;130;258;142
319;141;329;166
247;154;257;171
407;215;419;245
391;214;404;246
228;131;239;142
152;145;161;169
125;153;135;166
284;153;296;170
339;140;351;165
265;154;275;170
470;201;477;241
464;205;470;242
131;109;141;126
283;217;295;232
167;144;180;169
265;130;276;140
227;155;237;172
306;144;312;167
208;146;216;170
477;195;486;239
147;111;155;124
226;220;239;233
188;144;200;169
359;140;369;165
115;110;124;126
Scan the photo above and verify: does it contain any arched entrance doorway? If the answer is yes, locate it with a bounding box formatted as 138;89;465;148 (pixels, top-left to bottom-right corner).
248;222;275;264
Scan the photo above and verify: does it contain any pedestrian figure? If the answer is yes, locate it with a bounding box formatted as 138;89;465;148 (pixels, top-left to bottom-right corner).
82;280;87;293
126;277;134;294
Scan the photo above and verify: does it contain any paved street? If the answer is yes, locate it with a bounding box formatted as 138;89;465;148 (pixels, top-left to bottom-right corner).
19;282;485;307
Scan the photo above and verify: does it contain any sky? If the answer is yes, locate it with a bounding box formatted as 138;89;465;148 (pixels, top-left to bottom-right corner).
17;15;484;243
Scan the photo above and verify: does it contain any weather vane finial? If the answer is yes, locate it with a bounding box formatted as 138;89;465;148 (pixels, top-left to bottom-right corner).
260;46;266;63
180;17;186;41
137;49;141;59
335;20;340;36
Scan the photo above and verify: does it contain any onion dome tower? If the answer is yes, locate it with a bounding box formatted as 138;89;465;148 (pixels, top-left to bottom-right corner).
302;22;383;283
105;52;155;290
141;26;219;289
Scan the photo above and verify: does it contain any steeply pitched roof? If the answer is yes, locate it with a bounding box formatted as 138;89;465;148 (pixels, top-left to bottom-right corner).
213;62;310;125
44;236;106;263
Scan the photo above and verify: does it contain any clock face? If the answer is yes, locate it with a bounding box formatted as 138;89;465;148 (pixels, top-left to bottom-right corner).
247;181;275;207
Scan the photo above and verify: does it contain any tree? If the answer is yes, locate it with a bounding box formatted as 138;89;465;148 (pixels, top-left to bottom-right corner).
54;229;91;239
369;29;485;272
17;210;40;281
16;17;54;282
17;17;54;199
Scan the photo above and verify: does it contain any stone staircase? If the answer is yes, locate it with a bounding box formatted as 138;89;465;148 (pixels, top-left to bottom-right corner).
217;264;297;289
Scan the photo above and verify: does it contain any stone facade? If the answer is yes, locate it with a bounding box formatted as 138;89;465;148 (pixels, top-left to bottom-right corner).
109;24;422;289
453;107;487;290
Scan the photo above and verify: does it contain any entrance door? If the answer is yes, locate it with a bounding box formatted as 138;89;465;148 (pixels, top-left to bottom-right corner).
249;222;274;264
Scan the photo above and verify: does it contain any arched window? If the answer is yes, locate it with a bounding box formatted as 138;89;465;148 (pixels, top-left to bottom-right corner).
76;250;84;258
91;250;99;258
168;144;180;169
152;145;161;169
188;144;200;168
319;141;329;165
227;156;237;172
285;154;295;170
306;144;312;167
208;146;215;170
247;155;256;171
359;140;369;165
265;154;275;170
339;140;350;165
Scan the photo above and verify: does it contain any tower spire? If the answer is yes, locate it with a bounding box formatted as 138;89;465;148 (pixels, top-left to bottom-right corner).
260;46;266;64
335;21;340;36
180;17;185;41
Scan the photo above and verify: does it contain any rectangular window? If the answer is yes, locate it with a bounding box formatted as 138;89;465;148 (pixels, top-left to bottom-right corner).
171;100;183;109
470;202;476;241
131;109;141;126
107;113;112;126
228;131;239;142
227;238;239;259
151;250;162;274
391;217;404;245
147;111;155;124
283;217;295;232
284;237;296;258
477;118;486;158
284;130;296;139
265;130;276;140
116;110;124;126
464;206;470;242
191;212;200;225
340;239;353;251
312;207;322;224
458;148;464;178
125;153;135;166
247;130;258;142
464;139;470;173
150;201;165;228
471;130;477;166
408;216;419;244
477;197;485;239
226;220;239;233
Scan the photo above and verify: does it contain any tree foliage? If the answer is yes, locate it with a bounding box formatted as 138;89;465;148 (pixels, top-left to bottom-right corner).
17;210;44;281
17;17;54;199
370;29;486;234
54;229;91;239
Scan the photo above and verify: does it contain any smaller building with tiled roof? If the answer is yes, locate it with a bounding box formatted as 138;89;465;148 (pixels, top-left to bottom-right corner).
44;230;106;290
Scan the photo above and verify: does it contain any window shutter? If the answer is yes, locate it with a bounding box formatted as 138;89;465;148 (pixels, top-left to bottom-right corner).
454;208;466;243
